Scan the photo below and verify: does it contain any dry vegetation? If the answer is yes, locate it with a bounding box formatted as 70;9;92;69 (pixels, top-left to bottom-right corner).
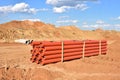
0;20;120;80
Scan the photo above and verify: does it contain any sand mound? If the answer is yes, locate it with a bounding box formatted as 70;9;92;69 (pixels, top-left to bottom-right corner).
0;20;120;42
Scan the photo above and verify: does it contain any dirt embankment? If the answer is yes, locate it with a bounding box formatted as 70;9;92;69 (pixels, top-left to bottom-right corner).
0;20;120;80
0;20;120;42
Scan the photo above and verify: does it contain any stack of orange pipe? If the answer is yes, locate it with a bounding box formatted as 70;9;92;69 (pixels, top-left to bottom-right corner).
30;40;107;65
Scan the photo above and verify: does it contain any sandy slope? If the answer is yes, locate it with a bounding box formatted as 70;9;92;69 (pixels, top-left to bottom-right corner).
0;20;120;80
0;20;120;42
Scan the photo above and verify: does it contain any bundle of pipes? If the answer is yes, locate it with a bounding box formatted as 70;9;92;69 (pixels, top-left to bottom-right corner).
30;40;107;65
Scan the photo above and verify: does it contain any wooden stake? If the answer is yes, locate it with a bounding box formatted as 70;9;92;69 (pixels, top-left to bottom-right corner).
82;41;85;59
99;40;101;55
61;41;64;62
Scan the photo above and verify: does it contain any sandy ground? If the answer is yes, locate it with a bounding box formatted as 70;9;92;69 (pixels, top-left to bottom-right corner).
0;20;120;80
0;40;120;80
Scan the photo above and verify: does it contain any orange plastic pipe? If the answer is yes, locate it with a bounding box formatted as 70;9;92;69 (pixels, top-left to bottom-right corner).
41;58;61;65
85;52;99;57
43;52;83;60
41;54;83;65
43;44;101;51
41;41;84;46
31;41;42;46
42;48;83;55
43;45;83;51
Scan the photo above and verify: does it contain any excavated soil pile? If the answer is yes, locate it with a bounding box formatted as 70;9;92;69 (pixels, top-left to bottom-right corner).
0;20;119;42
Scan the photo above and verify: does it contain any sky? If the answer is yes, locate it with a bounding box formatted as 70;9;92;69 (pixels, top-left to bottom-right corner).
0;0;120;30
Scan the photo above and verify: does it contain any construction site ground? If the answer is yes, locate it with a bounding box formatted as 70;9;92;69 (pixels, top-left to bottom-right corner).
0;21;120;80
0;40;120;80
